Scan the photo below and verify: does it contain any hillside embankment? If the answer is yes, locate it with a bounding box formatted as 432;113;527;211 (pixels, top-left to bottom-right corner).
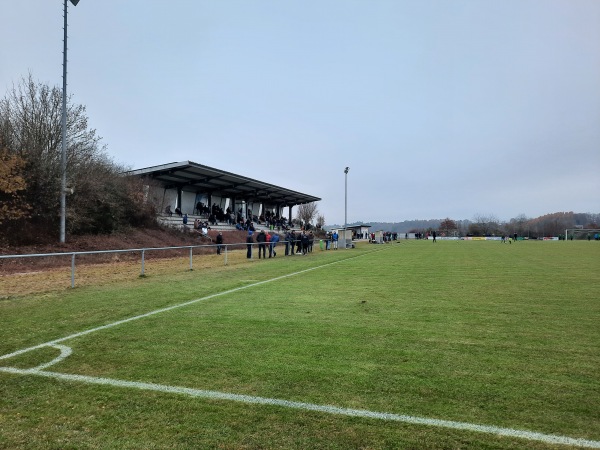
0;227;251;273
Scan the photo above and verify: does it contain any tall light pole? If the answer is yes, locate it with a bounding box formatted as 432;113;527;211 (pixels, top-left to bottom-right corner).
344;166;349;247
60;0;80;243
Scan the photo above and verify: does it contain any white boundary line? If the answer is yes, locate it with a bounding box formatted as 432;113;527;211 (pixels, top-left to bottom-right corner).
1;246;599;448
1;364;599;448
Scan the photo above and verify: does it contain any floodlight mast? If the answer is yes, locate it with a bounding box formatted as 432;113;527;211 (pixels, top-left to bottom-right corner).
344;167;349;247
60;0;80;243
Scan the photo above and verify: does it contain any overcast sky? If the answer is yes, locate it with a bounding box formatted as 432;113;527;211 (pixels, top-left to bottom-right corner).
2;1;599;225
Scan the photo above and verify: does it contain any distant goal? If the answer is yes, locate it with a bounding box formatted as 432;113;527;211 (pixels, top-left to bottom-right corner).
565;228;600;240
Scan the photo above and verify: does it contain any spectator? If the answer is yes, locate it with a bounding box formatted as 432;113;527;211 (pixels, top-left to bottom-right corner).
301;231;310;255
246;230;254;259
286;231;295;256
269;232;280;257
216;231;223;255
256;229;267;259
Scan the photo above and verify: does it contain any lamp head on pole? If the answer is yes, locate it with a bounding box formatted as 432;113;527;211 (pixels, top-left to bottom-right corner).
344;167;349;174
70;0;81;5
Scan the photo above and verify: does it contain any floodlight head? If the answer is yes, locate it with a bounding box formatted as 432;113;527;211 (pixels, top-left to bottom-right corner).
344;167;349;174
70;0;80;6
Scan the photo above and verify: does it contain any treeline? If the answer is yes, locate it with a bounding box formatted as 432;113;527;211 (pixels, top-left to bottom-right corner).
362;219;448;234
350;211;600;238
0;75;155;245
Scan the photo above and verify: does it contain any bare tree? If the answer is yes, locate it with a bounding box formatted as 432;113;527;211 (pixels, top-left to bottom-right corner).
316;214;325;229
439;218;458;236
508;214;529;237
527;212;576;238
0;74;104;228
470;213;500;236
0;74;155;241
296;202;319;228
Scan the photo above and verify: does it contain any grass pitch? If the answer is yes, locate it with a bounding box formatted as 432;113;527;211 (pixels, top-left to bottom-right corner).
1;240;599;449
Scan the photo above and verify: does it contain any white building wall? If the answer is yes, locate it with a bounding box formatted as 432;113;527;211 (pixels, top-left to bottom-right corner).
180;191;196;214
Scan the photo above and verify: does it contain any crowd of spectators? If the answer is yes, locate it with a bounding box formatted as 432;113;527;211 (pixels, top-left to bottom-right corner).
165;204;336;256
243;228;319;259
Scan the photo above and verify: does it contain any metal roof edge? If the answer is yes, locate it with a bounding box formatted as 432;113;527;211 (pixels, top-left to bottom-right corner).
125;161;321;202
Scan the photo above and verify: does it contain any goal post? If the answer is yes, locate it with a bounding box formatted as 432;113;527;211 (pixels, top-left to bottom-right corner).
565;228;600;241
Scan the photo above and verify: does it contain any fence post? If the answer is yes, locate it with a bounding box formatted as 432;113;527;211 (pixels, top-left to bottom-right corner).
71;254;75;288
224;245;228;266
189;246;193;270
141;249;145;276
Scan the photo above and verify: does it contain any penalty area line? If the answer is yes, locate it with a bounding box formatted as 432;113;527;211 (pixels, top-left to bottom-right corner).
1;366;599;449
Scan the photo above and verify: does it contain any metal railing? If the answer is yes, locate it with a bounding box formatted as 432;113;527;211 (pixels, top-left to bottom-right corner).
0;243;236;289
0;239;334;289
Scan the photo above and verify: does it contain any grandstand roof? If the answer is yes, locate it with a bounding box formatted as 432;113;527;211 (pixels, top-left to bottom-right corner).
126;161;321;206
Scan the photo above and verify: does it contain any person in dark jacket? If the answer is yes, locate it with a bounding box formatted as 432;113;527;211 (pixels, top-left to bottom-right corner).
301;232;310;255
246;230;253;259
216;231;223;255
289;231;297;255
296;231;302;254
284;231;292;256
256;229;267;259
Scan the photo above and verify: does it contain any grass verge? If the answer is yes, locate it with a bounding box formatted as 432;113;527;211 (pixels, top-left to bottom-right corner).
1;240;599;449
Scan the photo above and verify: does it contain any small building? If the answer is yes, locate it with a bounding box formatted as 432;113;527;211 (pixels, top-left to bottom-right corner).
329;224;371;240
